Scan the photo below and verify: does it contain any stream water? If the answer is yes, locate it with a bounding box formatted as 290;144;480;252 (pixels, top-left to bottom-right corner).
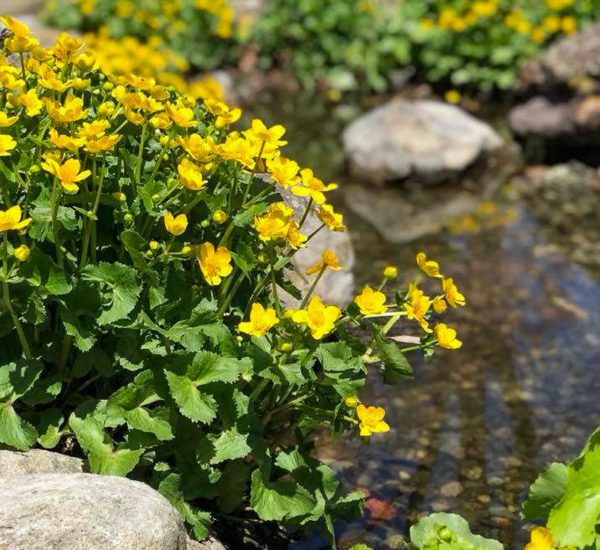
245;92;600;549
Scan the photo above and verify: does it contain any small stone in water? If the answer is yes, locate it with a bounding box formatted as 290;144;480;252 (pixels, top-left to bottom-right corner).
440;481;463;497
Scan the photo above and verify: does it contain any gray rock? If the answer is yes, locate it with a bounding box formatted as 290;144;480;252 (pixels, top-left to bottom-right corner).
0;0;45;16
518;21;600;92
0;449;84;477
342;100;503;185
509;97;575;138
280;189;355;306
344;183;479;243
187;536;226;550
0;473;187;550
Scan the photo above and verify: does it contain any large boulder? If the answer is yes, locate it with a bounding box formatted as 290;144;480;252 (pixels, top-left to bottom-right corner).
0;449;84;477
342;100;503;185
0;473;188;550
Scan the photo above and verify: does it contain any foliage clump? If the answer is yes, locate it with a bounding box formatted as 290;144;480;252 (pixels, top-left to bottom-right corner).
0;17;467;545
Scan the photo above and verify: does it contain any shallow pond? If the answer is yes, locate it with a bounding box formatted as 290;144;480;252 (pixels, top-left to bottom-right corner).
244;92;600;549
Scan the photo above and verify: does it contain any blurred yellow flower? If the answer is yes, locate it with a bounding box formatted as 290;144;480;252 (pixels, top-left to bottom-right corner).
305;250;342;275
383;265;398;279
442;277;466;307
13;244;30;262
41;158;91;193
416;252;442;278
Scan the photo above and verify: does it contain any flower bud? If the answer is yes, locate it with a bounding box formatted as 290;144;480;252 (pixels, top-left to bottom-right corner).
124;213;134;223
102;81;114;91
344;396;358;408
200;219;210;228
112;191;126;202
151;193;161;202
14;245;30;262
383;265;398;279
212;210;228;224
149;241;160;251
278;342;292;352
29;164;40;174
98;102;116;117
181;245;193;257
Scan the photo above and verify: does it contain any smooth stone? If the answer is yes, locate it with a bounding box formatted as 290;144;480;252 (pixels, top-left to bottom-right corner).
342;99;502;185
0;449;84;477
0;473;188;550
440;481;463;498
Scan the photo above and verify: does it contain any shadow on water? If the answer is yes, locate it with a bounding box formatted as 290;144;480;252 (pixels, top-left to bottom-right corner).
243;91;600;549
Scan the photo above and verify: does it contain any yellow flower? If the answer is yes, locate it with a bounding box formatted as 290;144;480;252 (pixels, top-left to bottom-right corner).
198;242;233;286
266;156;300;187
164;212;188;236
205;99;241;128
292;168;337;205
317;204;346;232
404;285;432;332
41;158;91;193
444;89;462;104
7;89;43;117
305;250;342;275
442;277;466;307
49;128;85;151
525;527;554;550
0;135;17;157
561;16;577;35
247;119;287;147
13;244;30;261
217;134;255;169
0;112;18;128
45;96;88;124
434;323;462;349
354;286;387;316
0;206;32;232
84;135;122;154
357;404;390;437
291;295;341;340
179;134;213;163
78;120;110;139
178;158;207;191
0;16;31;38
383;265;398;279
212;210;228;224
165;102;196;128
286;222;307;249
253;202;293;242
432;296;447;314
416;252;442;278
238;303;279;337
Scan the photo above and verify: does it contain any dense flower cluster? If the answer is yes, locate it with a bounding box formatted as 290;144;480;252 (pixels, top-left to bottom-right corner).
0;18;466;545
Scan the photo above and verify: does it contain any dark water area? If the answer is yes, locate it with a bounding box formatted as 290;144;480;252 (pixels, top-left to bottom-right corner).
243;92;600;549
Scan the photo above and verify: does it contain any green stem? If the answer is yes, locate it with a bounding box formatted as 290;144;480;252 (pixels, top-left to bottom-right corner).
2;234;31;359
363;312;402;359
50;179;64;268
298;198;313;230
135;123;147;185
300;265;326;309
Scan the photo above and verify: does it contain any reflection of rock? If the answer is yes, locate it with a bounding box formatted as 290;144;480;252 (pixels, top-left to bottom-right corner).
0;449;84;477
344;184;479;243
0;473;188;550
342;100;503;185
280;189;354;306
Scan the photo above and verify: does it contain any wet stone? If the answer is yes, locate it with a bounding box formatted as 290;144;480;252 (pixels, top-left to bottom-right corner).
440;481;463;498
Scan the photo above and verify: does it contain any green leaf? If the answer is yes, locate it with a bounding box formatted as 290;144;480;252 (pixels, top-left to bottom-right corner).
0;401;37;450
165;371;217;424
0;359;41;401
521;463;568;522
548;429;600;548
120;230;159;285
218;460;250;513
37;408;65;449
82;262;141;325
20;250;71;295
208;427;252;464
410;513;503;550
250;469;317;522
373;327;413;383
70;411;143;476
